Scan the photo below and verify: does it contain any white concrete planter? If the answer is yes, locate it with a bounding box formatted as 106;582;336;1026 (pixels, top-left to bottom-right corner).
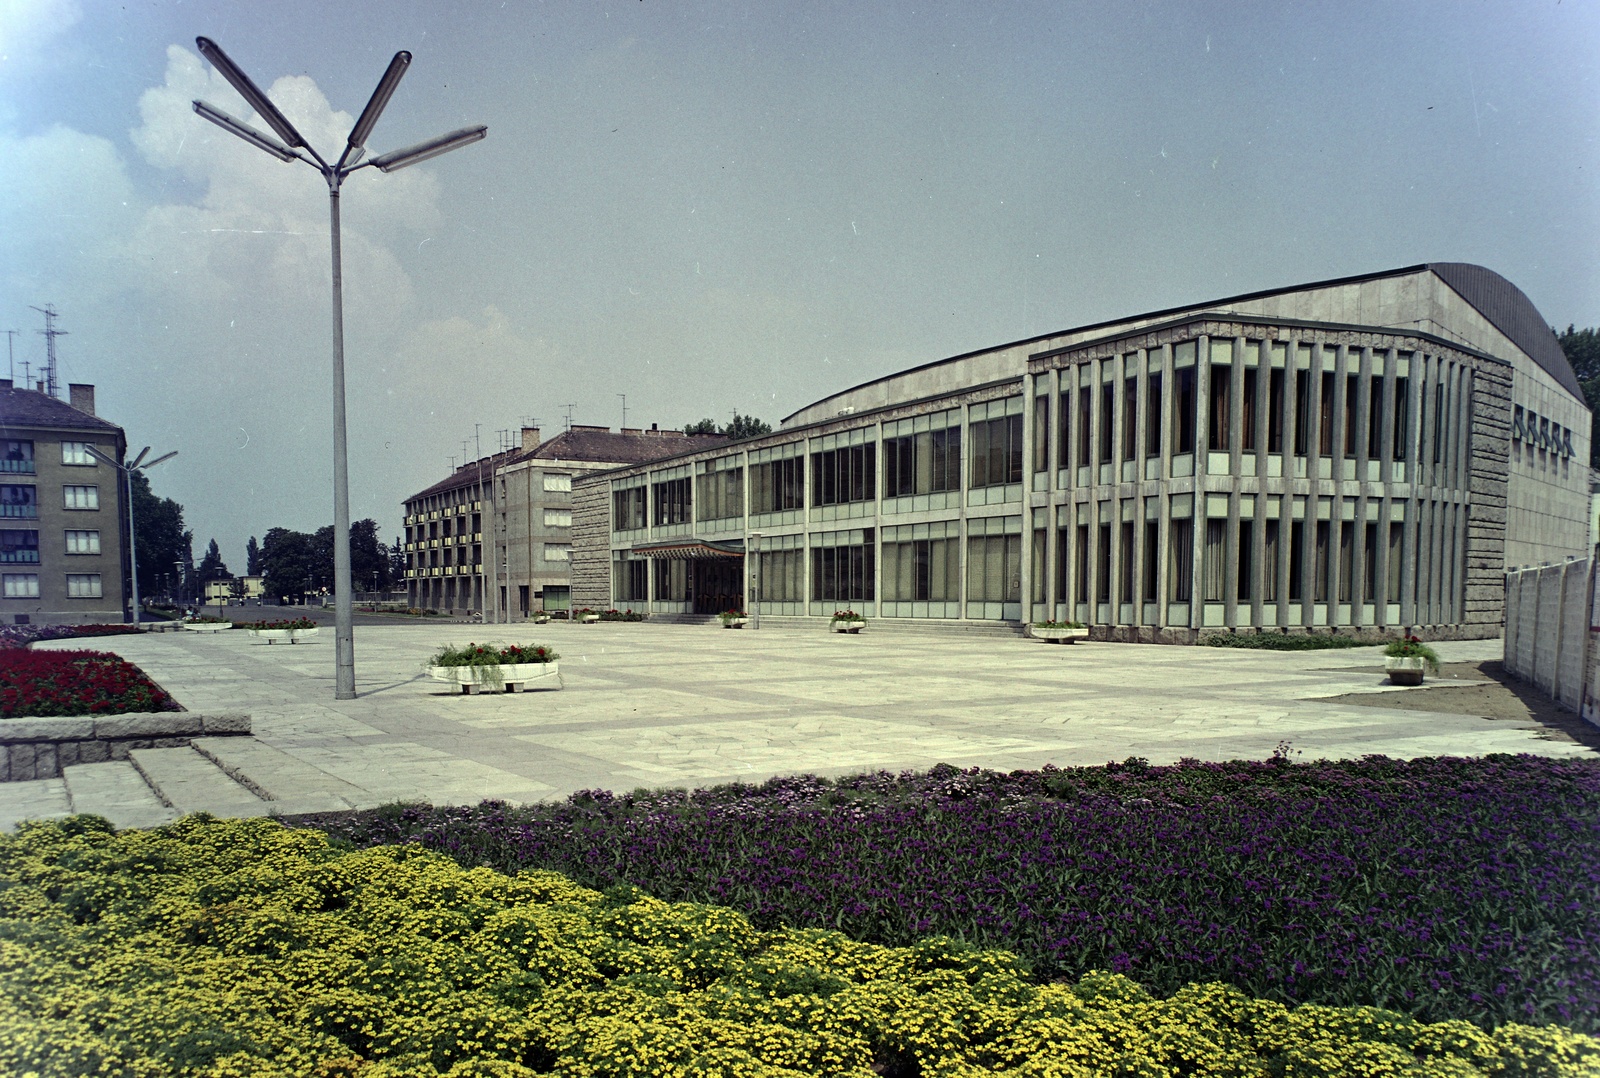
831;620;866;634
428;661;561;694
1030;624;1089;644
182;622;232;633
531;615;550;625
248;627;320;645
1385;656;1427;686
721;618;749;629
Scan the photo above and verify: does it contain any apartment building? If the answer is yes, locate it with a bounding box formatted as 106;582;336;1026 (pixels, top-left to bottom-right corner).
0;381;128;625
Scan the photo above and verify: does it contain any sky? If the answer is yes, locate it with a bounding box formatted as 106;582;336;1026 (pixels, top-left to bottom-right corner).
1;0;1596;570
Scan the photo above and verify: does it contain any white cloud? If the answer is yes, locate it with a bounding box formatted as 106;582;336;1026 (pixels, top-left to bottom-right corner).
0;0;80;68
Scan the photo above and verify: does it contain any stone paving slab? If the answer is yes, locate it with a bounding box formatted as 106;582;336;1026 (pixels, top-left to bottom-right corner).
61;762;177;830
3;625;1589;829
129;747;269;815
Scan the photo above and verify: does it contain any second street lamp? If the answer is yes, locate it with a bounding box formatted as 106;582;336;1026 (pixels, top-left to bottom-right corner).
86;445;177;626
192;37;486;699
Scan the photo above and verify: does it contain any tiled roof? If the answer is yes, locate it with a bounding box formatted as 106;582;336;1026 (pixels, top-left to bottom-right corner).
0;387;123;435
403;429;728;503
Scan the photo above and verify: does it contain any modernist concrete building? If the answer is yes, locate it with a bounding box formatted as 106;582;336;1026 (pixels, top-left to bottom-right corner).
403;425;725;615
0;381;129;625
572;264;1590;639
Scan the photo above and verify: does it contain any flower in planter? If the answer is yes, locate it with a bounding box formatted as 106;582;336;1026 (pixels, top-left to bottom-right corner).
235;618;318;631
428;642;559;667
1033;620;1087;630
830;609;864;624
718;609;748;626
1384;635;1440;674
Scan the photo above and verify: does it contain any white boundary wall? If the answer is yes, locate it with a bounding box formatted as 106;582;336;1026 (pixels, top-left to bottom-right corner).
1503;554;1598;725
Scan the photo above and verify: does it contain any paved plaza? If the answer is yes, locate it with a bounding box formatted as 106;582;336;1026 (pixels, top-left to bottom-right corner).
0;621;1592;829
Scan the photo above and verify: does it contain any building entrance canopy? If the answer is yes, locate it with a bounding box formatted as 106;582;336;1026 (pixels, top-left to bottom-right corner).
630;538;744;561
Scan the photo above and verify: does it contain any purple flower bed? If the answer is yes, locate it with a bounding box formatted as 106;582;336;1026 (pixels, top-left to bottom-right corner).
296;754;1600;1032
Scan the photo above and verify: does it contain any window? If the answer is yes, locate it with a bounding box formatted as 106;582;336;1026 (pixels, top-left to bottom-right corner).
757;546;805;603
65;530;100;555
1119;520;1135;603
811;443;875;506
1344;374;1360;457
969;414;1023;489
613;487;647;530
812;531;874;603
696;465;744;521
651;477;691;526
654;559;688;601
1075;523;1089;601
1364;523;1378;600
1145;372;1163;457
64;485;99;510
542;473;572;492
1288;521;1306;602
543;545;572;561
1241;368;1257;453
1368;377;1384;459
3;573;39;597
1262;519;1280;603
967;529;1021;603
1314;520;1330;602
1077;386;1092;464
1388;521;1404;600
1338;522;1354;603
882;526;960;602
1208;366;1231;452
1203;518;1226;602
1057;388;1073;468
1173;367;1196;454
1033;394;1051;473
1319;372;1335;456
1267;369;1285;453
0;485;37;518
884;425;960;498
751;456;805;513
1293;364;1310;456
1393;371;1410;460
613;557;647;602
1169;519;1193;602
542;510;572;528
61;441;97;466
0;531;39;563
1122;378;1138;460
1099;382;1114;464
1237;519;1253;603
1;441;33;474
66;573;102;598
1143;520;1159;601
1096;522;1111;602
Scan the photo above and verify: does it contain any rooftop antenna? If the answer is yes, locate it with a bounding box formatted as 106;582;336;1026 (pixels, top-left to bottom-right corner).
562;403;575;432
29;304;65;398
3;330;17;382
617;393;627;429
448;454;456;471
497;427;511;453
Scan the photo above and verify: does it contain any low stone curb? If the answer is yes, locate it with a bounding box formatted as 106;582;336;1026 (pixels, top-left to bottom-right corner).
0;713;251;782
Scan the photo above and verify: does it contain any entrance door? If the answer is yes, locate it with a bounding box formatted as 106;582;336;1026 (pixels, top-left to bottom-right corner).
692;558;743;614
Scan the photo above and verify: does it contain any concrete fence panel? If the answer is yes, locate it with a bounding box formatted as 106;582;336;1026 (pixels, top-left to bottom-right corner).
1505;555;1597;727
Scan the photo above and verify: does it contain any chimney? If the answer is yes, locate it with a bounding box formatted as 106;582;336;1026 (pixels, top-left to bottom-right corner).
521;426;541;452
0;379;10;391
68;384;96;415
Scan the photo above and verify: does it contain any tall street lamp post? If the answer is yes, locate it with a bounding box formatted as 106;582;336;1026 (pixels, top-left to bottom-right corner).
87;446;177;625
192;37;486;699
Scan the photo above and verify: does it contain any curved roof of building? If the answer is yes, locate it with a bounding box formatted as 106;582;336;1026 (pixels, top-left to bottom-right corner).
1427;262;1583;399
782;262;1584;424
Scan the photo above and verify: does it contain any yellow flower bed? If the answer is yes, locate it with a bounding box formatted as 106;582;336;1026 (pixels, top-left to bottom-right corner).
1;816;1595;1078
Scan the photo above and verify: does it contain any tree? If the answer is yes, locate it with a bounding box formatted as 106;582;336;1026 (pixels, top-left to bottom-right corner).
724;411;773;440
1557;326;1600;467
388;537;406;590
683;413;772;440
129;470;191;605
246;536;261;576
349;518;389;594
259;527;314;603
197;539;229;585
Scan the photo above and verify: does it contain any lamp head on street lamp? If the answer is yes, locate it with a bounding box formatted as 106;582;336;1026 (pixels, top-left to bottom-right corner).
142;450;179;470
368;125;487;172
347;52;412;154
193;100;297;162
83;445;121;470
195;37;308;150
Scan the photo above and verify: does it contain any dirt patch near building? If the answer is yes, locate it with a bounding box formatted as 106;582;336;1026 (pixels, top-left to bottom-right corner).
1319;661;1600;752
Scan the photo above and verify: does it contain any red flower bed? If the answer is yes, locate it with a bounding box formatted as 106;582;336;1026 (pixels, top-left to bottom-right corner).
0;648;179;718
